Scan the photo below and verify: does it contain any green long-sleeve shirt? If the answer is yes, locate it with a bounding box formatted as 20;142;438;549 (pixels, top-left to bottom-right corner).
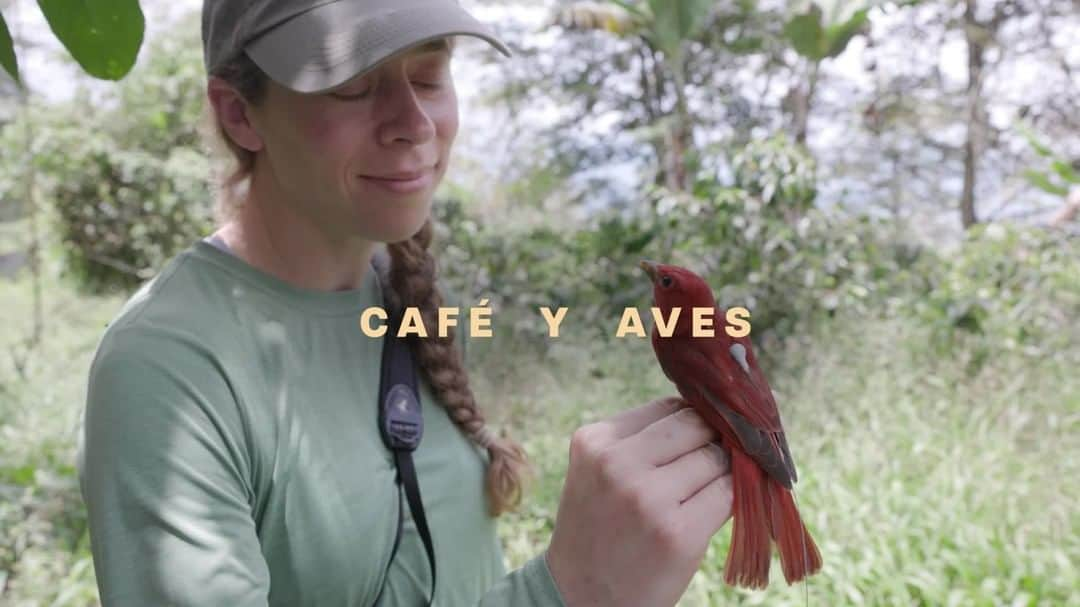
76;239;567;607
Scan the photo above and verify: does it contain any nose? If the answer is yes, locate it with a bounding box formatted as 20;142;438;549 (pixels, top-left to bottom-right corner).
375;76;437;147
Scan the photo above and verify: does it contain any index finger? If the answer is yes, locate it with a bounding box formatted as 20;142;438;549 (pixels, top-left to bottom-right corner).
593;396;688;443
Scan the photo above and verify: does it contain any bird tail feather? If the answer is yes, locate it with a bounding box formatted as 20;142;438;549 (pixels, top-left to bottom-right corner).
767;477;822;584
724;449;823;588
724;449;771;589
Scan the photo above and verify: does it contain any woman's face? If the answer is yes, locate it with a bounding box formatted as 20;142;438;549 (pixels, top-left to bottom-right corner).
250;39;459;243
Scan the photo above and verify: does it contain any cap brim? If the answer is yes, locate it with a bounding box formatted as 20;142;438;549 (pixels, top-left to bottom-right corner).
245;2;511;94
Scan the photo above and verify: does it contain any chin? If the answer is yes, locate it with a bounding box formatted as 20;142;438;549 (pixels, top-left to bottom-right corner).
366;202;432;244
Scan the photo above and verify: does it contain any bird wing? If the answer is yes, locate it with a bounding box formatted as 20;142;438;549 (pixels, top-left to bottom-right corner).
652;330;797;488
694;333;783;433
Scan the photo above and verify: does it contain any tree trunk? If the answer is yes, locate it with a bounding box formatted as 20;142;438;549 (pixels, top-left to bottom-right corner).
665;51;693;193
24;97;43;348
793;61;819;147
1051;188;1080;228
961;0;986;230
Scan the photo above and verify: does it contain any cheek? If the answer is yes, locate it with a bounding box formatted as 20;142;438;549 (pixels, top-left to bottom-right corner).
301;110;357;159
432;94;460;148
278;97;359;165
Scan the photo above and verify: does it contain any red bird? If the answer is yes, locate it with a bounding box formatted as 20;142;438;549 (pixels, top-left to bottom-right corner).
639;260;822;589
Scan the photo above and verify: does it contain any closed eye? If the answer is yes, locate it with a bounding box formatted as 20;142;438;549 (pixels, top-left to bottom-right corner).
331;80;443;100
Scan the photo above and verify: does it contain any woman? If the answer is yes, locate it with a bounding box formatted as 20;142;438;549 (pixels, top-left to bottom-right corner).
77;1;735;605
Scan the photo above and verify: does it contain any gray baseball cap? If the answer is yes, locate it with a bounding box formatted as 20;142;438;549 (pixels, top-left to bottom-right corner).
202;0;511;94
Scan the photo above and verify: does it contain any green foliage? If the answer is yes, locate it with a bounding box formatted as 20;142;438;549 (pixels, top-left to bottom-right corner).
914;223;1080;373
440;131;1076;376
646;0;714;56
3;261;1078;604
0;13;17;86
1024;169;1069;197
0;270;124;605
726;135;818;216
438;135;923;344
783;3;870;61
1018;123;1079;197
440;133;1080;377
490;314;1079;606
38;0;145;81
5;137;1077;606
2;0;145;84
0;22;212;294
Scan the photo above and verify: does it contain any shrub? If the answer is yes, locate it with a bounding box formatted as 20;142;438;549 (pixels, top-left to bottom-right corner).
0;17;212;295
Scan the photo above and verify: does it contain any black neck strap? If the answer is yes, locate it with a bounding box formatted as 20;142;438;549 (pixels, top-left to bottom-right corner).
374;306;436;606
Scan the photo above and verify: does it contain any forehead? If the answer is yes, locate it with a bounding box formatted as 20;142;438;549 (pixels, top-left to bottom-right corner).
378;39;453;67
333;39;451;84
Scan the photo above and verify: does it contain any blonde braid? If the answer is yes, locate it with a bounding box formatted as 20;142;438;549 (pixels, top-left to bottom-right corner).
380;218;532;516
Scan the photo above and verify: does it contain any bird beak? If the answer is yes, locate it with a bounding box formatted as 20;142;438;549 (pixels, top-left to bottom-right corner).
639;260;659;283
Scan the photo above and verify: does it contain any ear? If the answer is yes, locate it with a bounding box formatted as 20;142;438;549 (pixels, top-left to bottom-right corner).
207;76;265;153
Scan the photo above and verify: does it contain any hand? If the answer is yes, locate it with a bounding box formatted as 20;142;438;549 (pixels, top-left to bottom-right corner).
545;396;734;607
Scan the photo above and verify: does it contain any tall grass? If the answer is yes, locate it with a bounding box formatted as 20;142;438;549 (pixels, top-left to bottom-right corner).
0;267;122;605
476;317;1079;607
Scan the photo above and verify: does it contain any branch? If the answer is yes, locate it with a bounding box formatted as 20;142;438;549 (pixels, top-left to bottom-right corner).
1050;188;1080;228
84;253;156;280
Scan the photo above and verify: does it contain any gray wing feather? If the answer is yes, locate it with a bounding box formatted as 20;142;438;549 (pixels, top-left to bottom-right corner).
697;383;795;490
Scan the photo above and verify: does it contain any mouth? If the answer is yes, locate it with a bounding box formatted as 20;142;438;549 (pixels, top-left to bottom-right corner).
366;169;432;181
639;259;659;282
358;168;435;194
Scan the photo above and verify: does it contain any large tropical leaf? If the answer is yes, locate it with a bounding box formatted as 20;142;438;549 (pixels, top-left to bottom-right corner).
647;0;713;56
0;12;17;84
784;5;828;59
38;0;145;80
784;3;869;61
824;8;868;57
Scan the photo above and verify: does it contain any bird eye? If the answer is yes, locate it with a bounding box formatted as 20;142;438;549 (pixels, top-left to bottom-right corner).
660;275;673;288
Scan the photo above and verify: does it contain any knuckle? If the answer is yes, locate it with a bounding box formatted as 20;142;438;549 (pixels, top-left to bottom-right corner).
595;449;625;488
651;516;686;556
569;425;603;461
622;480;654;519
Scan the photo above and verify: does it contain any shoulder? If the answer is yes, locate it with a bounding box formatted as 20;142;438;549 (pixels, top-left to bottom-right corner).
100;243;240;340
86;244;247;428
82;288;254;496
